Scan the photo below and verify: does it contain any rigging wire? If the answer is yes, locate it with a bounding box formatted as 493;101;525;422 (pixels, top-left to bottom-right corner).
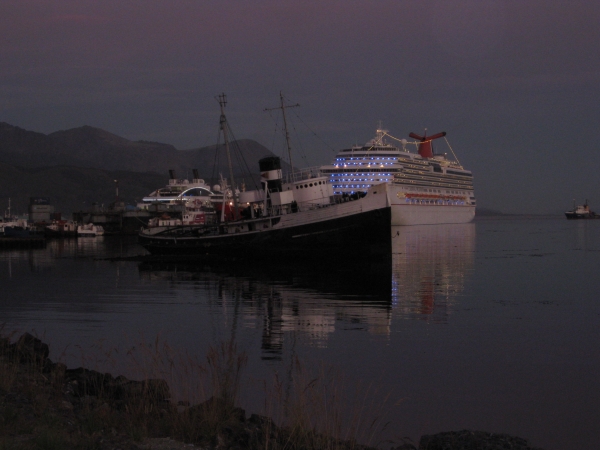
265;109;287;161
289;108;337;153
210;130;222;189
383;130;462;166
263;93;337;169
264;108;297;169
267;110;280;157
224;122;261;191
286;113;310;168
443;136;462;167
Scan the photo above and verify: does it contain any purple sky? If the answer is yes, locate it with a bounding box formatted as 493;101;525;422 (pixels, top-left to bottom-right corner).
2;0;600;213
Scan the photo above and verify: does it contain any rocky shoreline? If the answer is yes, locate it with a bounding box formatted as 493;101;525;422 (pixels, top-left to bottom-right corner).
1;333;544;450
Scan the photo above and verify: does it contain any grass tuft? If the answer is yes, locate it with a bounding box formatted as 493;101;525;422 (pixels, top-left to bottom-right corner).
0;330;391;449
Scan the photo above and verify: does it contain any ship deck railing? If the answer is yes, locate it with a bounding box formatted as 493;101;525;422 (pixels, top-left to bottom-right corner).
283;166;325;183
262;193;364;218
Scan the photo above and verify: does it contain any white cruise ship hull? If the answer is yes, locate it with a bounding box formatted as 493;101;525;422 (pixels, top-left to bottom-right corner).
390;203;475;225
388;184;475;225
321;127;476;226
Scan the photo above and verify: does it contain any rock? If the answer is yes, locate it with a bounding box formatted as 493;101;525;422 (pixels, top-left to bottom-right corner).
64;367;114;397
419;430;544;450
50;361;67;383
9;332;49;364
63;367;171;407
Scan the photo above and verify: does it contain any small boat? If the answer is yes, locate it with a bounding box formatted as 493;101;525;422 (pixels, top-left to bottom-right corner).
0;217;41;237
45;220;78;237
143;199;218;236
565;200;600;219
77;223;105;236
3;224;33;238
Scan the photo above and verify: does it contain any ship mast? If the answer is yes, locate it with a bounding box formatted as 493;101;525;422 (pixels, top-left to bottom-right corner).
265;91;299;173
218;93;239;220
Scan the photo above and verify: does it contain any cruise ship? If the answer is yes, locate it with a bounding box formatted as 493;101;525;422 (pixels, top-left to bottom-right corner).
319;128;476;225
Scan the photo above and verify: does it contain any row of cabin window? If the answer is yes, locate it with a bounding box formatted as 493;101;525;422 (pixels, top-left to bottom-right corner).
295;181;325;189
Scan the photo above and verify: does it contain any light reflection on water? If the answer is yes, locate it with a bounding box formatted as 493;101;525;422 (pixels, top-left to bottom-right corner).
392;224;475;322
1;219;599;450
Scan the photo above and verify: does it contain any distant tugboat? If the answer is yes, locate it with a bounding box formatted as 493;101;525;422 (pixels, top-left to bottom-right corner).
565;200;600;219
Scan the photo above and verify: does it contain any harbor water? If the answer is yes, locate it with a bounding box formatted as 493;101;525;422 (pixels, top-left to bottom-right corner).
1;217;599;450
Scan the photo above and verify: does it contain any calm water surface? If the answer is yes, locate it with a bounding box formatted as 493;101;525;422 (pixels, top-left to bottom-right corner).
1;217;599;450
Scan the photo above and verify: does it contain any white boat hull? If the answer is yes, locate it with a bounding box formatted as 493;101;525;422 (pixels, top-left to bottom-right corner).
388;185;475;225
390;203;475;225
77;224;105;236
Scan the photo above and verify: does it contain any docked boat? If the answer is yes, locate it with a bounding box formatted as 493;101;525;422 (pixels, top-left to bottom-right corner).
565;200;600;219
319;127;476;225
141;169;213;203
139;158;392;259
77;223;105;236
45;220;78;237
138;94;393;259
0;200;30;236
139;169;230;208
143;199;218;235
0;218;42;237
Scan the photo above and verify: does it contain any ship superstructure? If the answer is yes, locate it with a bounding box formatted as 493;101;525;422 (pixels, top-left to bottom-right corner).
319;128;476;225
141;169;215;204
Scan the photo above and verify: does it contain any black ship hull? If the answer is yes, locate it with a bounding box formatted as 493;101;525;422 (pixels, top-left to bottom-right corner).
138;206;392;261
565;212;600;219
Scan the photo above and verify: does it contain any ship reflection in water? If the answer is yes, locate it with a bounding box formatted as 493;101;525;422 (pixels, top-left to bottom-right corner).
138;223;475;360
391;224;475;322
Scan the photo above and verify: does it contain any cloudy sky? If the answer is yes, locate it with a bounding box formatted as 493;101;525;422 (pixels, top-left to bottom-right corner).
2;0;599;213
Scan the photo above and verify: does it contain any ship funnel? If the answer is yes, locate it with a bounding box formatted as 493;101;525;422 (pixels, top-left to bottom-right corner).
259;156;283;193
168;169;176;179
409;131;446;158
192;169;199;179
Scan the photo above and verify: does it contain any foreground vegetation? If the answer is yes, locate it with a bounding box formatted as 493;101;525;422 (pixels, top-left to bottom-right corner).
1;332;544;450
0;332;390;450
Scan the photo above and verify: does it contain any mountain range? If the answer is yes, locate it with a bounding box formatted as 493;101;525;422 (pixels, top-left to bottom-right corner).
0;122;280;216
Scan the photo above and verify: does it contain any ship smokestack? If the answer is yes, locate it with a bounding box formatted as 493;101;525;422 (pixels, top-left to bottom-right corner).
169;169;176;179
259;157;283;193
409;131;447;159
192;169;199;179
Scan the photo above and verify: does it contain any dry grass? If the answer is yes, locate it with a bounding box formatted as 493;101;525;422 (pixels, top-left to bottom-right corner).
262;356;391;450
0;331;390;449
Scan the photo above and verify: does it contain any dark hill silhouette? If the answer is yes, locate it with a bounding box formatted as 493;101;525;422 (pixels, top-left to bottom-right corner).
0;122;278;176
0;162;168;217
0;122;289;216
